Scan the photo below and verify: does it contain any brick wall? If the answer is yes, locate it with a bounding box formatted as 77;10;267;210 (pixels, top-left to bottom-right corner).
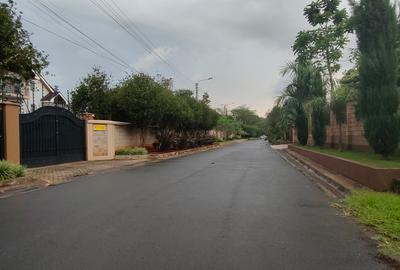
293;103;370;151
326;103;369;151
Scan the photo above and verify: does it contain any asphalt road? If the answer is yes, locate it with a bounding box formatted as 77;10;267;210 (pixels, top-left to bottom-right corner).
0;141;389;270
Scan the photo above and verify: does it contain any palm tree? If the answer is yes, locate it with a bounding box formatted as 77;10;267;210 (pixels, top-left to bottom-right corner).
278;61;327;146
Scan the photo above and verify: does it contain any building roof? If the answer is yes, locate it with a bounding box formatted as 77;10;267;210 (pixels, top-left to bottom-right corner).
36;73;68;104
41;91;67;104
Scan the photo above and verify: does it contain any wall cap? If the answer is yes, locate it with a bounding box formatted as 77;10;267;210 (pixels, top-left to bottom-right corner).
1;101;21;107
88;120;131;126
289;145;400;171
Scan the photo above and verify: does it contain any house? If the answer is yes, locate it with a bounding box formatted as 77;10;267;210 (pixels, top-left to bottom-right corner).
1;73;68;114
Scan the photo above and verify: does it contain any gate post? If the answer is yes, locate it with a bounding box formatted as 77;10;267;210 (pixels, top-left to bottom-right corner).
2;102;20;164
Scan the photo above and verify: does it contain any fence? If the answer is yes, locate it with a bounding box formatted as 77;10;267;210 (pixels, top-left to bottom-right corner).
1;103;224;165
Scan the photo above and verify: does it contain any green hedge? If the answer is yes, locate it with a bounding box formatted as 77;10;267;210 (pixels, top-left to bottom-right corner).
115;147;148;156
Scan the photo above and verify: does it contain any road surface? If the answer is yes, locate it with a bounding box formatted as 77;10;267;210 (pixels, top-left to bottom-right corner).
0;141;389;269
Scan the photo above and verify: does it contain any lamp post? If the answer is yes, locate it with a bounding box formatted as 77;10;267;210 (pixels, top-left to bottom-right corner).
195;77;213;100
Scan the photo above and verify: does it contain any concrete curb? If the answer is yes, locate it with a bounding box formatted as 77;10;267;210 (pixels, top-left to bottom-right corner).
0;140;245;198
278;148;363;198
278;148;400;268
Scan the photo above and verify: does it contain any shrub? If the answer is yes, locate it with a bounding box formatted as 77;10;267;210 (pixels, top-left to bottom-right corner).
115;147;148;156
311;98;329;147
0;160;26;182
296;109;308;146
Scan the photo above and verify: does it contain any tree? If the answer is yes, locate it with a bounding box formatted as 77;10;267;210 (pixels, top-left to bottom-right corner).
265;106;290;144
310;97;329;146
293;0;350;93
231;106;265;137
0;1;48;84
353;0;399;157
330;87;348;151
112;73;164;145
279;62;325;145
216;116;243;140
70;67;111;119
154;89;191;151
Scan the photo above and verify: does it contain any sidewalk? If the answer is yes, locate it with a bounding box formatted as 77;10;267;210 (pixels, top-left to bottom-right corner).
0;140;245;198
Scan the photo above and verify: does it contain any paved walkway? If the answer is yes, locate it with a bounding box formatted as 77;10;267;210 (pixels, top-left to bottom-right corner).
0;140;389;269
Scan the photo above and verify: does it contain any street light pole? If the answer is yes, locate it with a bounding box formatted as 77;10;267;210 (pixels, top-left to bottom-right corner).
195;82;199;101
195;77;213;100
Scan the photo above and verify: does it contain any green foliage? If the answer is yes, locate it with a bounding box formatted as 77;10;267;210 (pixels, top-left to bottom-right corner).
216;116;243;139
331;88;347;125
343;190;400;256
296;108;309;145
279;62;326;145
111;76;218;151
331;86;349;150
310;98;329;146
111;73;162;128
70;67;112;119
340;68;359;102
0;160;26;182
231;106;265;137
265;106;290;144
353;0;399;157
293;0;350;92
0;0;48;83
115;147;148;156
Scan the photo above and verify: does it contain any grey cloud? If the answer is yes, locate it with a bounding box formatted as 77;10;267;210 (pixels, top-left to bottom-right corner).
14;0;353;116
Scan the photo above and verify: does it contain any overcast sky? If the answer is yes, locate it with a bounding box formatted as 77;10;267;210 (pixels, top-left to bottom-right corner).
13;0;354;116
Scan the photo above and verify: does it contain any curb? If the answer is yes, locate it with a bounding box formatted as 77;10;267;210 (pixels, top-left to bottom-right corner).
0;140;245;198
277;149;362;198
278;148;400;268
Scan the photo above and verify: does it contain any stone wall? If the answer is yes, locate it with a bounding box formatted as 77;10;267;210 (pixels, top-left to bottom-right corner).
86;120;157;161
114;125;156;150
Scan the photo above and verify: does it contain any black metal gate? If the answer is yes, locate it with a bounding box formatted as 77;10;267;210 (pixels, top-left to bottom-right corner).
20;107;85;167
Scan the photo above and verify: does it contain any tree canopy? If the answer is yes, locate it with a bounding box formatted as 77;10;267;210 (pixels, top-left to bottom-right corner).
0;0;48;83
293;0;350;93
353;0;399;157
70;67;112;120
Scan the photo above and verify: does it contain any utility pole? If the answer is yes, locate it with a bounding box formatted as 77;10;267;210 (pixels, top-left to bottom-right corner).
195;82;199;100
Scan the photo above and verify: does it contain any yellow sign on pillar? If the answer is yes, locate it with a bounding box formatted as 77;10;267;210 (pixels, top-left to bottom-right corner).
93;124;107;131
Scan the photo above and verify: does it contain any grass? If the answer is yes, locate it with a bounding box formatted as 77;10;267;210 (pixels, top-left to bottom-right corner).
297;145;400;168
115;147;148;156
343;190;400;256
0;160;26;182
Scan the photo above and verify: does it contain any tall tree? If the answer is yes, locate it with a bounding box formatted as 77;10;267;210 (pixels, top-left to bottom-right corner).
0;1;48;83
112;73;163;145
279;62;325;145
293;0;349;94
330;87;348;151
353;0;399;157
70;67;111;119
265;106;290;144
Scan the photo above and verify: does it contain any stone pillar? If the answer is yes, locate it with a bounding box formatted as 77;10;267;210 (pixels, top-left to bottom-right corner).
3;102;20;164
